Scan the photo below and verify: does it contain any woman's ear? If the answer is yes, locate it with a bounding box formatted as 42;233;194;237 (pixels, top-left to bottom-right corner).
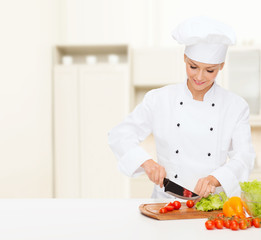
184;54;187;63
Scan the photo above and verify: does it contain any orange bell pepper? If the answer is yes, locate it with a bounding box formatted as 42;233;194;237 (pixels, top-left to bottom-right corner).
223;196;246;219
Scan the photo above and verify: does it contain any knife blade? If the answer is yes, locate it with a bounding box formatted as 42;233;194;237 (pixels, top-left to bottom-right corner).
163;178;200;200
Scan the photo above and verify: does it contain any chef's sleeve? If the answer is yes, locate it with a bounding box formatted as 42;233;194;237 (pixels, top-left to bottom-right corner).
108;90;155;177
211;100;256;197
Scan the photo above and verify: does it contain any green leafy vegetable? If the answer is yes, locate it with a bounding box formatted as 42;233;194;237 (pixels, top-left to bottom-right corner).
240;180;261;217
195;192;227;211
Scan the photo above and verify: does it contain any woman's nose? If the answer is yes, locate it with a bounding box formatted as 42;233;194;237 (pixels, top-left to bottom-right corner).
196;70;203;81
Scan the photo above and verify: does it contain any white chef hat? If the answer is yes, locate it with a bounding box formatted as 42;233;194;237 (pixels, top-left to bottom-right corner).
172;16;236;64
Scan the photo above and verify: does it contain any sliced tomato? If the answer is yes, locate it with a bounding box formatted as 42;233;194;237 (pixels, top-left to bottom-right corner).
159;207;168;213
165;205;174;211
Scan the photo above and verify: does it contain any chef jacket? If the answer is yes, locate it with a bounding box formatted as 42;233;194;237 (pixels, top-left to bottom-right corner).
108;81;256;198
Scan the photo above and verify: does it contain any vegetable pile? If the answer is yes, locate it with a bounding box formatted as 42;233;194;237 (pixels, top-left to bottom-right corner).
240;180;261;218
204;180;261;231
205;213;261;230
195;192;228;211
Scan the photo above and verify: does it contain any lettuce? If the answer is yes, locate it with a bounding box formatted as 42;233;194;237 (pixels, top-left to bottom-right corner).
240;180;261;217
195;192;227;211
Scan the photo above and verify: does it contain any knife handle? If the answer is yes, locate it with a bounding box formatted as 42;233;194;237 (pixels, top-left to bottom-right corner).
163;178;169;187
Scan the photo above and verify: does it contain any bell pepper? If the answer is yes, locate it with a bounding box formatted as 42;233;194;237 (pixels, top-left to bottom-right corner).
223;196;246;218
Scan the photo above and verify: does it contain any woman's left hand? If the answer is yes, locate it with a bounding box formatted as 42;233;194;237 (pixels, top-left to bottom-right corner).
193;175;221;198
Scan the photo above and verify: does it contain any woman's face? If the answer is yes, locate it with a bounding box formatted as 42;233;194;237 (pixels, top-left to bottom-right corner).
184;54;224;93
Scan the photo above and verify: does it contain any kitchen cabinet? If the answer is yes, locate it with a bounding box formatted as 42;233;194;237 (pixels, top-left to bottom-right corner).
54;65;80;197
78;64;129;198
53;45;130;198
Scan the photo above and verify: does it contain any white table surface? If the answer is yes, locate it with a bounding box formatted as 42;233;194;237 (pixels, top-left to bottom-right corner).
0;198;259;240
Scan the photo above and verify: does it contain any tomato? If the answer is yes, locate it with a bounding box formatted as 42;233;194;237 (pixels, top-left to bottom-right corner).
159;207;168;213
232;215;241;221
246;217;253;227
253;218;261;228
224;219;231;229
165;205;174;211
167;202;174;207
217;213;225;218
186;200;194;208
205;220;215;230
183;189;192;198
173;201;181;210
214;219;224;229
230;220;239;231
239;219;248;230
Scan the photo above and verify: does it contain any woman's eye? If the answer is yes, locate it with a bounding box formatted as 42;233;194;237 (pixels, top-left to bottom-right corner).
190;66;197;69
207;70;214;73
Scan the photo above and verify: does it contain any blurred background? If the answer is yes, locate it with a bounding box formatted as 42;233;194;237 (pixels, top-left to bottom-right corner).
0;0;261;198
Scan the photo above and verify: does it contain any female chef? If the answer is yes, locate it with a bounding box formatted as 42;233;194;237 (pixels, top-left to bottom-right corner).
108;16;256;198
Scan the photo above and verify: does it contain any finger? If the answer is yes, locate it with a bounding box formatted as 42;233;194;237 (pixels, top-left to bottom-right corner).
155;170;160;185
199;179;209;197
151;167;157;184
194;178;203;194
210;185;215;194
203;185;213;198
159;167;166;188
196;178;207;196
150;164;159;184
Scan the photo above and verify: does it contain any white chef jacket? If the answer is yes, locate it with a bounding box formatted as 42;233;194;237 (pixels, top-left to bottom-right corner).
108;81;255;198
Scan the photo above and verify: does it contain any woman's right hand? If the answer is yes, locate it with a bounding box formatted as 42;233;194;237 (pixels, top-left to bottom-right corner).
141;159;167;188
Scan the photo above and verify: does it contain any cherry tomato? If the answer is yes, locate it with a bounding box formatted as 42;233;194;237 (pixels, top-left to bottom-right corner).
186;200;194;208
205;220;215;230
230;220;239;231
165;205;174;211
167;202;174;207
159;207;168;213
173;201;181;210
183;189;192;198
232;215;241;221
217;213;225;218
239;219;248;230
246;217;253;227
224;219;231;229
214;219;224;229
253;217;261;228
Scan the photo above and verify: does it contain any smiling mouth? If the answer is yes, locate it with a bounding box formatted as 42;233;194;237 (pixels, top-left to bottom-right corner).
193;79;205;85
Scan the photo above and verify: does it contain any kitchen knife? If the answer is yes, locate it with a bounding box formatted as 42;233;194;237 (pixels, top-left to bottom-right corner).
163;178;200;200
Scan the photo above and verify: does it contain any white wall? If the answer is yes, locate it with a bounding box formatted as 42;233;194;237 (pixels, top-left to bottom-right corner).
64;0;261;46
0;0;64;197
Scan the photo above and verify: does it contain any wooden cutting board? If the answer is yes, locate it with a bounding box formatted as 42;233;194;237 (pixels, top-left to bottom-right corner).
139;202;222;220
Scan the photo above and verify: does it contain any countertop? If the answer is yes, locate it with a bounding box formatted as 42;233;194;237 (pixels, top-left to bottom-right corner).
0;198;259;240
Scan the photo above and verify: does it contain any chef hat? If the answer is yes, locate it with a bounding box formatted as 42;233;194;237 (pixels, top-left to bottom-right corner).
172;16;236;64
